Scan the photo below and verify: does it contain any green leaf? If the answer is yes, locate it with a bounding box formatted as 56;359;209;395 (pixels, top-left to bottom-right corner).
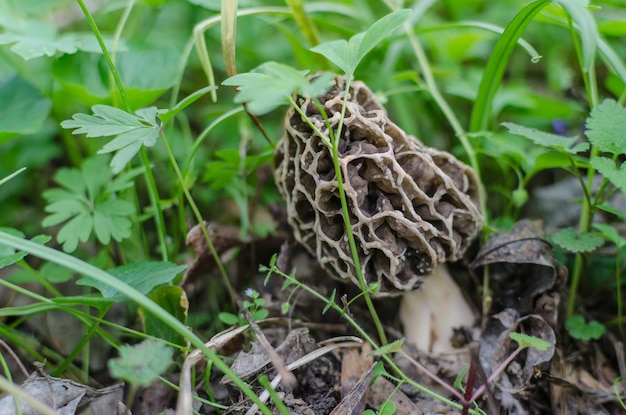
470;1;551;132
379;402;397;415
0;228;50;269
108;338;173;386
62;105;161;173
371;338;405;356
141;285;188;346
565;314;605;340
509;332;552;351
593;223;626;248
501;122;589;154
554;0;598;72
77;261;186;299
158;85;218;125
310;9;410;76
0;75;52;143
590;157;626;194
322;289;336;315
222;62;333;115
552;228;604;253
585;99;626;155
219;312;241;326
42;156;137;252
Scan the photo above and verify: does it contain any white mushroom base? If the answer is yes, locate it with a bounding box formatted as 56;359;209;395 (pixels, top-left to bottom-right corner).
399;264;475;353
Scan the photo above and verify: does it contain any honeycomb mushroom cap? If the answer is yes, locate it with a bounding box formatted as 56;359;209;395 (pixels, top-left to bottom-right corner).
274;75;483;297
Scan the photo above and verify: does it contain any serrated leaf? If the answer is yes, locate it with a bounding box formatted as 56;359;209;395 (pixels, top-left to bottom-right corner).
565;314;605;340
552;228;604;253
223;62;332;115
501;122;588;154
585;99;626;154
590;157;626;193
77;261;186;299
62;105;161;173
509;332;552;351
108;338;173;386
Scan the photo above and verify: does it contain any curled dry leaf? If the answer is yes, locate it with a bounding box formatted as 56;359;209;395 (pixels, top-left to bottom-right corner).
479;308;556;413
0;374;124;415
274;75;483;296
470;219;556;314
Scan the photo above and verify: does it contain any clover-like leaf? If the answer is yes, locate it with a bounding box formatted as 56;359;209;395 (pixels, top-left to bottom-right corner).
42;156;138;252
590;157;626;194
502;122;589;154
222;62;333;115
61;105;161;173
552;228;604;253
585;100;626;155
565;314;605;340
108;338;173;386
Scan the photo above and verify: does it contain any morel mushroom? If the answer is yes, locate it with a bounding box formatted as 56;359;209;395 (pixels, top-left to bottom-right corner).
274;75;483;352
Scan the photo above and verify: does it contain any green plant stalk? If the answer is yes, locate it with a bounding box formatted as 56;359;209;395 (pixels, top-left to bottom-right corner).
284;0;320;46
264;264;477;414
287;94;388;346
0;351;22;415
159;131;237;306
77;0;169;262
0;231;273;415
331;79;389;346
258;375;291;415
566;16;600;317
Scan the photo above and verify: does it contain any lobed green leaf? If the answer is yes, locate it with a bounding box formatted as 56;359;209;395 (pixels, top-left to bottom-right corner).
108;339;173;387
565;314;605;340
552;227;604;253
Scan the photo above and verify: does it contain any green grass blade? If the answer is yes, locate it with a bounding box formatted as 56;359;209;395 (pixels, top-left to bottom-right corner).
554;0;597;72
0;230;274;415
469;0;550;132
285;0;320;46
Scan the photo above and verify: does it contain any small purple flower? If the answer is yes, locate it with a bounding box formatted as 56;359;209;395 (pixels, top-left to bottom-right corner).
552;119;568;136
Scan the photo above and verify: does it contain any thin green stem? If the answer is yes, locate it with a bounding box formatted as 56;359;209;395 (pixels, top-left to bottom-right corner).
566;17;600;317
77;0;169;261
264;264;480;414
287;94;388;346
0;231;273;415
159;131;237;307
330;79;388;346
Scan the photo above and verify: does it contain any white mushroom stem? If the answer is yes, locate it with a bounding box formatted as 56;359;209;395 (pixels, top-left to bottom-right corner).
399;264;476;353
